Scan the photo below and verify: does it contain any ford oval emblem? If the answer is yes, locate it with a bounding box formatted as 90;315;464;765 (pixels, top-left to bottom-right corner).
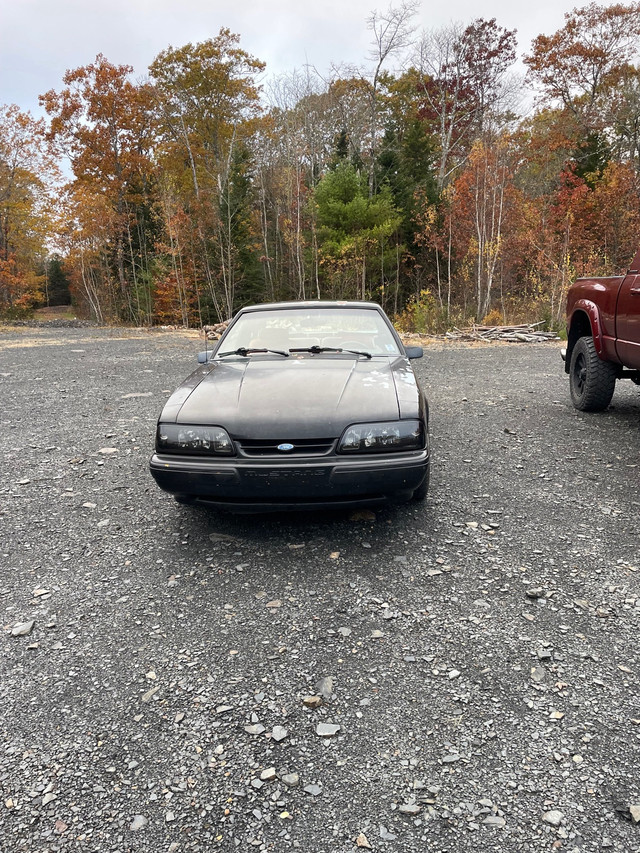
277;443;294;452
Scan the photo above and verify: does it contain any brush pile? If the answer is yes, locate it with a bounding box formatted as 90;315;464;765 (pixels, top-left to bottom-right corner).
203;321;230;341
446;322;559;342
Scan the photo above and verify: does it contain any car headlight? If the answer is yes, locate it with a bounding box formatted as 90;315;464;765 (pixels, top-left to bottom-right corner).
338;420;424;453
156;424;235;455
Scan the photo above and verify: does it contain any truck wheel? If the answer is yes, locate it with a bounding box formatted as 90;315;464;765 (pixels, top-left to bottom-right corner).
569;336;617;411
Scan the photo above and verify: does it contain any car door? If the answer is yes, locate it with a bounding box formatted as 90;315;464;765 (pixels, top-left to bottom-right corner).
616;273;640;369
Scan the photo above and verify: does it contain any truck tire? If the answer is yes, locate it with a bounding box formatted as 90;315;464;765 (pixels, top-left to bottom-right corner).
569;336;617;411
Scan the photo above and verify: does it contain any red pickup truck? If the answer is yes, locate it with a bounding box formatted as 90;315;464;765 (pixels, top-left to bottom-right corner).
563;248;640;410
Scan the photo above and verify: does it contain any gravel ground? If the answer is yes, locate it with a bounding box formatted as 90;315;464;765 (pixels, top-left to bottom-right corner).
1;326;639;853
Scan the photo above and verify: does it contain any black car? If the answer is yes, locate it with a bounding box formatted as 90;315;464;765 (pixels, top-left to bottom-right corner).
150;301;430;512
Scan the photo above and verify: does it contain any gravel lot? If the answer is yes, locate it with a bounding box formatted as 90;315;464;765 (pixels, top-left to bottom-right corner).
1;325;639;853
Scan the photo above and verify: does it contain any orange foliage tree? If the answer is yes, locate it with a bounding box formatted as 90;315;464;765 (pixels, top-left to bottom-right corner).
149;29;265;322
41;55;156;322
0;104;57;313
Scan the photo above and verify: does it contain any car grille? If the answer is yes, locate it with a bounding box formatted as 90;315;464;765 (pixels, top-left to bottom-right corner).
236;438;335;457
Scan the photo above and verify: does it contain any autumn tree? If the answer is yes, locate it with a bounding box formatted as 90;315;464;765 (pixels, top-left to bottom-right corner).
40;56;156;322
414;18;517;192
604;65;640;168
259;70;326;301
149;29;265;320
524;1;640;186
524;2;640;128
449;136;515;319
52;184;123;323
0;104;56;312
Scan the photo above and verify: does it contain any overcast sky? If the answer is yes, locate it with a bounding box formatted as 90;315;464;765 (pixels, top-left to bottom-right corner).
0;0;594;116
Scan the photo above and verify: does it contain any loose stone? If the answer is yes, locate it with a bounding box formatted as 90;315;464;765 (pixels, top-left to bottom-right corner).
260;767;277;782
315;676;334;701
526;588;545;599
483;815;506;827
316;723;340;737
11;620;35;637
141;686;160;703
531;666;546;683
399;803;421;816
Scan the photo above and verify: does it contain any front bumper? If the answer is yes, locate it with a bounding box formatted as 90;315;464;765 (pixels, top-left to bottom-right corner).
149;448;429;512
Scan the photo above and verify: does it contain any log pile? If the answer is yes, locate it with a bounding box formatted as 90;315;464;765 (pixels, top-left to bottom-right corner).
200;319;558;344
203;321;230;341
446;322;559;343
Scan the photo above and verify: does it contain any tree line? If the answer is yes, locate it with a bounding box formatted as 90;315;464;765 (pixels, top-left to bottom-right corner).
2;2;640;331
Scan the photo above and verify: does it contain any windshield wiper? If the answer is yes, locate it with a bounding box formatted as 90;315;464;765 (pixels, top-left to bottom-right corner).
290;345;371;359
217;347;289;358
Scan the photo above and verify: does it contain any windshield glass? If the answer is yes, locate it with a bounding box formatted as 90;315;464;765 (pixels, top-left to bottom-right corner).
217;307;401;356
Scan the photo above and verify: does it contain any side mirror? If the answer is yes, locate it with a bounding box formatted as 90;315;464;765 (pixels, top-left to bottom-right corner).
197;351;210;363
404;346;423;359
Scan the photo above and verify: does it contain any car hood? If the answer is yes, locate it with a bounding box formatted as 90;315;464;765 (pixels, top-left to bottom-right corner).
162;356;420;439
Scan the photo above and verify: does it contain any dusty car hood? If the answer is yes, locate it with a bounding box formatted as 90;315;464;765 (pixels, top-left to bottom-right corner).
162;356;420;439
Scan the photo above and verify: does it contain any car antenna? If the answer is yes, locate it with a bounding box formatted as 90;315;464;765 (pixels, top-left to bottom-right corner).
204;323;208;362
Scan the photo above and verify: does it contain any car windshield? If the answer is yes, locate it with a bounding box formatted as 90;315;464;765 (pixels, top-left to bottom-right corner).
217;307;401;357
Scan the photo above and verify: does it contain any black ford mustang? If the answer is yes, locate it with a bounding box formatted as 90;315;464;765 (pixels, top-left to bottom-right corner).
150;301;430;512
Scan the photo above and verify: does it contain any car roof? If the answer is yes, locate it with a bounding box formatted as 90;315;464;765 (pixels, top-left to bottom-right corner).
237;300;385;315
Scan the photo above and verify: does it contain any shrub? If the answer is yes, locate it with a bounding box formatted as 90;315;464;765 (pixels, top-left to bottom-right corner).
395;290;453;334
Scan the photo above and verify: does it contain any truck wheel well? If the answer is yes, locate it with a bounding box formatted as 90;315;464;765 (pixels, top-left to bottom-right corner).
566;311;592;372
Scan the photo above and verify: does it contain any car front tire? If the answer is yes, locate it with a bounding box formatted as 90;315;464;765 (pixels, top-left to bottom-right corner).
569;336;617;411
